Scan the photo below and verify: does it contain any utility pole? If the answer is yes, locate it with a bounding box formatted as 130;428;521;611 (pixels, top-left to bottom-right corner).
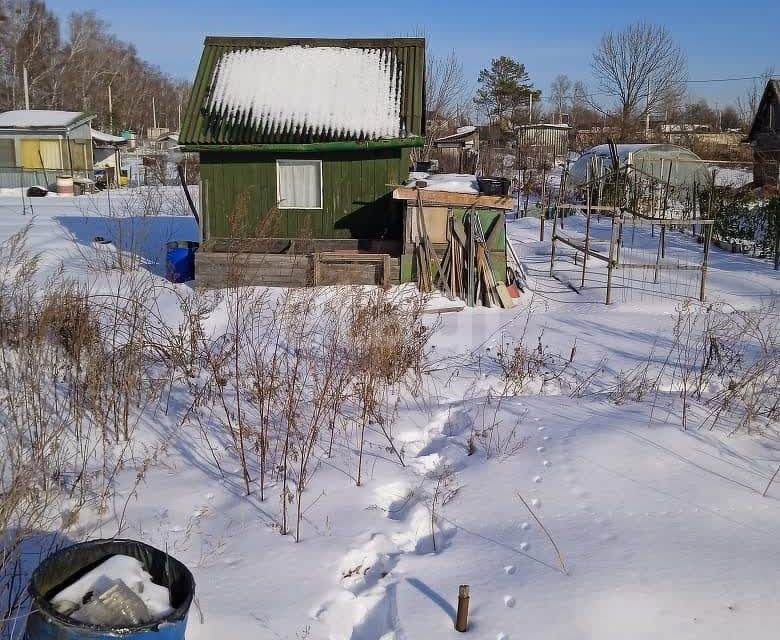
108;82;113;134
152;95;158;130
23;66;30;110
529;93;533;124
715;101;722;132
177;97;182;132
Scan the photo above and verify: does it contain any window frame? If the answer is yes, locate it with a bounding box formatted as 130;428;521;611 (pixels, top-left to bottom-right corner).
0;139;15;168
275;158;324;210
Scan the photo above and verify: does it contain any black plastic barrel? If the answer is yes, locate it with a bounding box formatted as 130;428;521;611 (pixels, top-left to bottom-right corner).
477;176;510;196
26;539;195;640
165;241;199;283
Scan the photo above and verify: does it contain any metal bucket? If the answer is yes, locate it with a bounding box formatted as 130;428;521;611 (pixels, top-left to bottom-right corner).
165;241;199;283
26;539;195;640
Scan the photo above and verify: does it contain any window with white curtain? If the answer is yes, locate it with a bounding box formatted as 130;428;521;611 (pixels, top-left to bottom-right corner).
276;159;322;209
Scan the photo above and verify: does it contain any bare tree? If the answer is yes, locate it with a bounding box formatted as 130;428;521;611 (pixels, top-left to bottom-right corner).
549;74;572;124
736;67;775;128
591;23;687;132
0;0;61;110
413;49;469;162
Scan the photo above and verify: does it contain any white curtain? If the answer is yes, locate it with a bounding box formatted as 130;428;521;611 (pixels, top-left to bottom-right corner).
277;159;321;209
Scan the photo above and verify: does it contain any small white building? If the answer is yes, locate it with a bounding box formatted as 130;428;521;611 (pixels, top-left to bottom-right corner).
92;128;128;187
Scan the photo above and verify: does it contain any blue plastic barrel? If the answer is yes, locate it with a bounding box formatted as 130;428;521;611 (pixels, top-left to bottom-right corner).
165;241;199;283
26;539;195;640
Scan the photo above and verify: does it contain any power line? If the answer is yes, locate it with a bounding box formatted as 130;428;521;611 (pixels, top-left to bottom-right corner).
679;75;768;84
541;74;770;102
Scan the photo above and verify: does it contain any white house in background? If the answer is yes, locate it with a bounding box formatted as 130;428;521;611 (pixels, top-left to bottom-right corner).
0;110;96;178
92;127;127;186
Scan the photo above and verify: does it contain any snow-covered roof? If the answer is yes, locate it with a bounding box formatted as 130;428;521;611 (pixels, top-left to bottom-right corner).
517;123;571;130
91;128;127;144
435;126;478;144
0;110;93;130
207;46;403;140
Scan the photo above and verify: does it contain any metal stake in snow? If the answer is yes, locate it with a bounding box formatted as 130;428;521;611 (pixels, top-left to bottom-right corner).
455;584;470;632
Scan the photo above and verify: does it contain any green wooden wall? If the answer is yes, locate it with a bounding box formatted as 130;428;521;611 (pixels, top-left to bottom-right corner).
200;148;410;240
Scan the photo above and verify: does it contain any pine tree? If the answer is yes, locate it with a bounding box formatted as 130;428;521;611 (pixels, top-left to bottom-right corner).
474;56;541;126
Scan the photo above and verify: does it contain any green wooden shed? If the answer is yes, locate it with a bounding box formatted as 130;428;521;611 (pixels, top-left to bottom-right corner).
179;36;426;286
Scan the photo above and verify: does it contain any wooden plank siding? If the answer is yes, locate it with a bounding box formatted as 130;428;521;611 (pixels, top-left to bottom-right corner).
200;148;410;241
196;252;400;288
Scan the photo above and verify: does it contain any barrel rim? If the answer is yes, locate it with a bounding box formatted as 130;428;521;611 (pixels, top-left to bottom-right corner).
166;241;200;250
28;538;195;633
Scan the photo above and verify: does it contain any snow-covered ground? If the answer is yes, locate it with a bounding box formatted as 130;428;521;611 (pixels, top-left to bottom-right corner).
1;188;778;640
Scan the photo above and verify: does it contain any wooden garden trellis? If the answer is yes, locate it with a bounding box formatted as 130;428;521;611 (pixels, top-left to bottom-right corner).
548;158;716;305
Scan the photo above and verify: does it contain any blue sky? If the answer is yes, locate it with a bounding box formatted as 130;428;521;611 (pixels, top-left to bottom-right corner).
47;0;779;107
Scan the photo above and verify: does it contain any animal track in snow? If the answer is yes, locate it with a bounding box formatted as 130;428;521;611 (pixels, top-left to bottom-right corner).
504;595;516;608
504;565;516;575
374;481;417;521
317;533;402;639
520;521;530;530
497;634;509;640
519;542;530;551
536;446;545;453
543;460;551;467
533;475;542;483
338;533;400;595
531;498;541;508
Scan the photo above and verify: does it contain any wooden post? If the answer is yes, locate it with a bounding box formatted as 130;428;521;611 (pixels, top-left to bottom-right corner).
660;225;666;259
467;212;476;307
581;169;592;287
312;252;321;286
539;207;545;242
654;223;663;284
455;584;470;632
615;212;624;265
549;201;561;277
774;206;779;271
66;138;74;176
581;208;592;288
699;222;712;302
606;214;617;305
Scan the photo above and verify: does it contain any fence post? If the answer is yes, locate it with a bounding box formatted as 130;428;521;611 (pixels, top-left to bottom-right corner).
455;584;470;632
700;222;713;302
606;214;617;305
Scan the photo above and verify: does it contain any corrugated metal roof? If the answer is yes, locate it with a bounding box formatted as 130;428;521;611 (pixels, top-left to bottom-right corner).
0;110;93;130
435;126;477;144
180;37;425;147
91;128;126;144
